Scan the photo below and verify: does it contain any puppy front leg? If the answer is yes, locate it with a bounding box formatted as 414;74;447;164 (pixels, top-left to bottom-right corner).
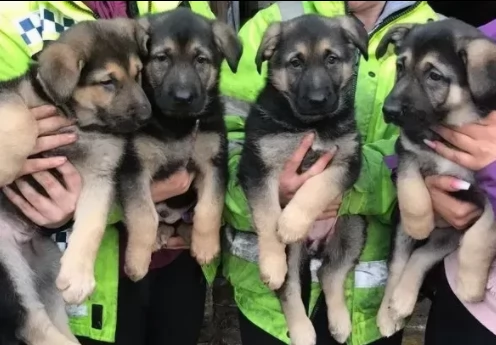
396;158;434;240
456;201;496;302
278;166;347;244
377;224;415;337
389;228;459;324
56;174;115;305
191;161;225;265
121;170;158;282
278;242;316;345
248;176;287;290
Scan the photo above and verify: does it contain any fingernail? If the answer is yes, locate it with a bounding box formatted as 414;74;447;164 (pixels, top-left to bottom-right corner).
68;133;77;140
55;156;67;164
451;179;471;190
423;139;436;149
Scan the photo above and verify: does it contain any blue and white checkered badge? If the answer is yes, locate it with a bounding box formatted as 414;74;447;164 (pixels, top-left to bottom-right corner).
14;7;75;56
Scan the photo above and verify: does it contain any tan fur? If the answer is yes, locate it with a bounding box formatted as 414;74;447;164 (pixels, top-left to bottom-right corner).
395;158;434;240
23;309;79;345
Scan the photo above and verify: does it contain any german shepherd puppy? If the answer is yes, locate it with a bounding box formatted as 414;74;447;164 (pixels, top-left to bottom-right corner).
114;7;243;274
0;18;150;345
375;18;496;336
237;14;368;345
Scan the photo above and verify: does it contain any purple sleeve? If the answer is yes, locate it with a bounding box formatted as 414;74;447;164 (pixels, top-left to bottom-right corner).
382;19;496;171
476;161;496;215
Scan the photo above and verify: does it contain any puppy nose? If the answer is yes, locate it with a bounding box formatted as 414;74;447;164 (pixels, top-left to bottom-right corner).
382;102;402;120
172;88;194;104
307;90;327;105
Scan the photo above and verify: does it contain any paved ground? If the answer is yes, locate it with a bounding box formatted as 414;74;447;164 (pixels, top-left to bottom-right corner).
197;278;430;345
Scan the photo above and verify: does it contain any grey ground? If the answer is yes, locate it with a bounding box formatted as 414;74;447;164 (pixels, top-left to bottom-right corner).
197;277;429;345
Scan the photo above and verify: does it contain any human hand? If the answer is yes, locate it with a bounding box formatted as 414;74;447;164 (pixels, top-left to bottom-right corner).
3;161;82;228
279;133;336;207
316;194;343;220
425;111;496;171
425;175;482;230
151;169;196;203
17;105;77;178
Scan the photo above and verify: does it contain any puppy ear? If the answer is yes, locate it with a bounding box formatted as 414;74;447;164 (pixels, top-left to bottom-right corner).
135;17;150;56
36;42;86;105
458;37;496;107
212;20;243;73
338;16;369;61
375;23;415;59
255;22;281;75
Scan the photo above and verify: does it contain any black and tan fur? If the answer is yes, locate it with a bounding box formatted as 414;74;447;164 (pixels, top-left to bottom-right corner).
237;14;367;345
114;7;243;275
375;18;496;336
0;18;151;345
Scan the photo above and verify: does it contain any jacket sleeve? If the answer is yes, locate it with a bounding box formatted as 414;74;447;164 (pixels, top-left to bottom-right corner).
476;161;496;216
0;12;32;80
339;137;398;224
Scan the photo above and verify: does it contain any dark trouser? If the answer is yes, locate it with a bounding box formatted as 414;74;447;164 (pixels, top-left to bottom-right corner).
238;298;404;345
78;251;206;345
424;263;496;345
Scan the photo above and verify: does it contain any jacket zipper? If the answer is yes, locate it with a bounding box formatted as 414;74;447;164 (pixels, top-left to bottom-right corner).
308;1;422;323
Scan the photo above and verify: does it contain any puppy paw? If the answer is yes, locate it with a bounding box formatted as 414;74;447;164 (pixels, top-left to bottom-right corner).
288;317;316;345
328;309;352;344
191;228;220;265
259;253;287;290
277;208;312;244
56;261;96;305
153;225;175;252
455;272;486;303
389;286;417;320
124;256;151;282
377;303;403;338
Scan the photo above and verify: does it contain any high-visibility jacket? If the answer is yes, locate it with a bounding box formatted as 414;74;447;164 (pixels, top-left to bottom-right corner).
0;2;217;342
219;2;440;345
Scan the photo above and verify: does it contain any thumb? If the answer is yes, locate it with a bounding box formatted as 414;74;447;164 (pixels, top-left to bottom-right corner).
425;175;471;192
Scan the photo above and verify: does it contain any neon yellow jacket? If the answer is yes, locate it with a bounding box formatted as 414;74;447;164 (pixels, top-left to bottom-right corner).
219;2;439;345
0;1;216;342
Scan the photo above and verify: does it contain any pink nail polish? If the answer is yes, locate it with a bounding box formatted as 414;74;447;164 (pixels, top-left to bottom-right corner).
423;139;436;149
451;179;471;190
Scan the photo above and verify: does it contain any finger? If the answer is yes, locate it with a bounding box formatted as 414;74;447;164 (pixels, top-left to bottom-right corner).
57;161;82;194
31;105;58;120
424;139;475;170
2;186;49;225
14;179;57;217
299;149;335;181
316;210;338;221
284;133;315;173
431;126;477;153
31;170;67;206
32;133;77;155
17;157;67;178
425;175;471;192
166;236;189;249
37;116;75;136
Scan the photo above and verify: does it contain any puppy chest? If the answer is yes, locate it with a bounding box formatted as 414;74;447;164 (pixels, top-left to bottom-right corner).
420;152;474;183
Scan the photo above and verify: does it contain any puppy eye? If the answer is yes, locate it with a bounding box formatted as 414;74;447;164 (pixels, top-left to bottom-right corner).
326;55;338;66
154;54;169;62
396;62;404;73
196;55;208;64
100;79;113;86
429;71;442;81
289;58;302;68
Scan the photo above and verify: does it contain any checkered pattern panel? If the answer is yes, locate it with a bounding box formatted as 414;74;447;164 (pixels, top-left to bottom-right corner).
14;7;76;53
51;230;71;253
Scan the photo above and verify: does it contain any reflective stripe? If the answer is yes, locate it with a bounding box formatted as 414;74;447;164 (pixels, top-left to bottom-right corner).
277;1;305;21
225;226;388;287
